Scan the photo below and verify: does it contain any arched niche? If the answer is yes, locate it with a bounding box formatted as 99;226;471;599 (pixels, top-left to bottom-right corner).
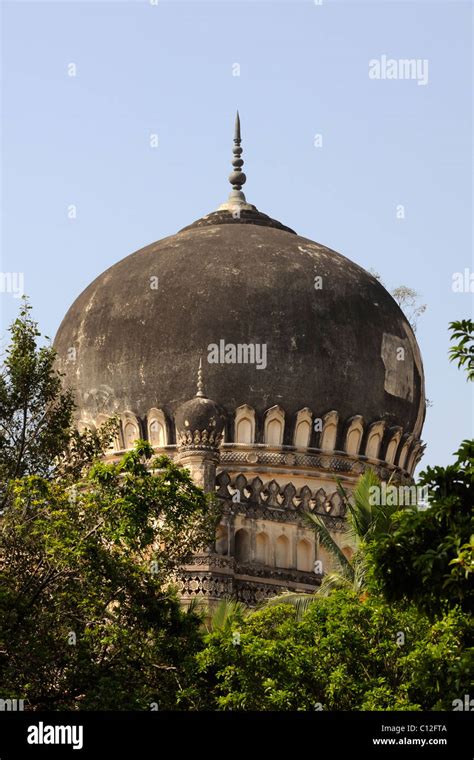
234;404;255;444
407;442;422;476
320;410;338;452
344;415;364;456
234;528;250;564
294;407;312;448
365;421;385;460
96;413;120;452
121;412;140;450
398;435;414;470
216;524;229;556
275;534;290;569
385;427;402;465
147;408;168;447
296;539;312;572
255;532;269;564
264;405;285;446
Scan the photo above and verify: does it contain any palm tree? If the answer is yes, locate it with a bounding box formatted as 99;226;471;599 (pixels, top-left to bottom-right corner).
200;597;250;634
264;469;395;618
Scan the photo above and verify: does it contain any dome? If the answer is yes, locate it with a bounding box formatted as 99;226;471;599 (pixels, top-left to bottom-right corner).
54;115;425;466
175;363;226;451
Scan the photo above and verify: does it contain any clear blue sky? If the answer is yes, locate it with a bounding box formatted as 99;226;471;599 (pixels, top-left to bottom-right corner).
1;0;472;471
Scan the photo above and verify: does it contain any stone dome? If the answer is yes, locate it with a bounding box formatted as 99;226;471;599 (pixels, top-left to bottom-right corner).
54;116;425;471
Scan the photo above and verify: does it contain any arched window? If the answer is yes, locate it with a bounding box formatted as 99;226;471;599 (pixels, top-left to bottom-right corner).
255;532;269;564
294;408;312;448
296;539;312;572
235;404;255;444
264;405;285;446
275;534;290;569
234;529;250;564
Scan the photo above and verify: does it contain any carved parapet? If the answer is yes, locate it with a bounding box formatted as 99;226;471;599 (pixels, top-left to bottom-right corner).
215;471;347;530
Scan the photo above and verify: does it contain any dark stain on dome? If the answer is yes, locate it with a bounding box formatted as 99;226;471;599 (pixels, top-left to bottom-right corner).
54;216;425;447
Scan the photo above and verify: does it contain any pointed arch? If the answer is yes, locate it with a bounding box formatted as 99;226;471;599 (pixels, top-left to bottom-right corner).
216;524;229;556
147;408;168;447
344;415;364;456
234;404;255;444
294;407;312;448
385;427;402;465
365;421;386;460
320;410;338;452
398;435;414;469
255;532;269;564
97;413;120;451
264;405;285;446
275;534;290;568
407;442;423;476
121;412;140;450
296;539;312;572
234;528;250;564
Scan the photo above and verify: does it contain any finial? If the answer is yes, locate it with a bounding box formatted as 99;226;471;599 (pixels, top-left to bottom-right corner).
196;357;205;398
217;112;255;212
228;110;246;193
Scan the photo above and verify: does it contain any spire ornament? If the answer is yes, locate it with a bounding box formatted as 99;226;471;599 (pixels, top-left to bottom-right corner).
196;357;205;398
218;111;255;213
228;111;246;192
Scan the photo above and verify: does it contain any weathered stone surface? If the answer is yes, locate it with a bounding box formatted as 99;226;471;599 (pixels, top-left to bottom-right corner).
54;210;425;446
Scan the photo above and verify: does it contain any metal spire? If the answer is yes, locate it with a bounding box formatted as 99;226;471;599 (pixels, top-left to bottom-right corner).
196;357;205;398
229;111;246;192
218;111;254;212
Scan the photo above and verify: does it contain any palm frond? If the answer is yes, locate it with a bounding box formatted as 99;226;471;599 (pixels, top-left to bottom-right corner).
316;571;354;596
304;511;354;580
204;598;248;633
262;591;315;620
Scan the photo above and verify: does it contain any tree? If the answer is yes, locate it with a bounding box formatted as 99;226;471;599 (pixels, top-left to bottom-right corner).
0;300;117;507
186;590;472;711
368;322;474;616
0;300;73;493
264;469;392;616
449;319;474;381
0;442;220;709
368;270;427;333
368;440;474;616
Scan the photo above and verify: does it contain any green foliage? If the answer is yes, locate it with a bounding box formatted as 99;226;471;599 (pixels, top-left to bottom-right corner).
449;319;474;381
0;299;74;498
187;590;472;711
203;598;249;634
368;441;474;616
265;470;395;612
0;443;219;709
0;300;119;508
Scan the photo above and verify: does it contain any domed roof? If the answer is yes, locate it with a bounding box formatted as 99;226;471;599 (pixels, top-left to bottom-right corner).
175;361;226;451
54;115;425;450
